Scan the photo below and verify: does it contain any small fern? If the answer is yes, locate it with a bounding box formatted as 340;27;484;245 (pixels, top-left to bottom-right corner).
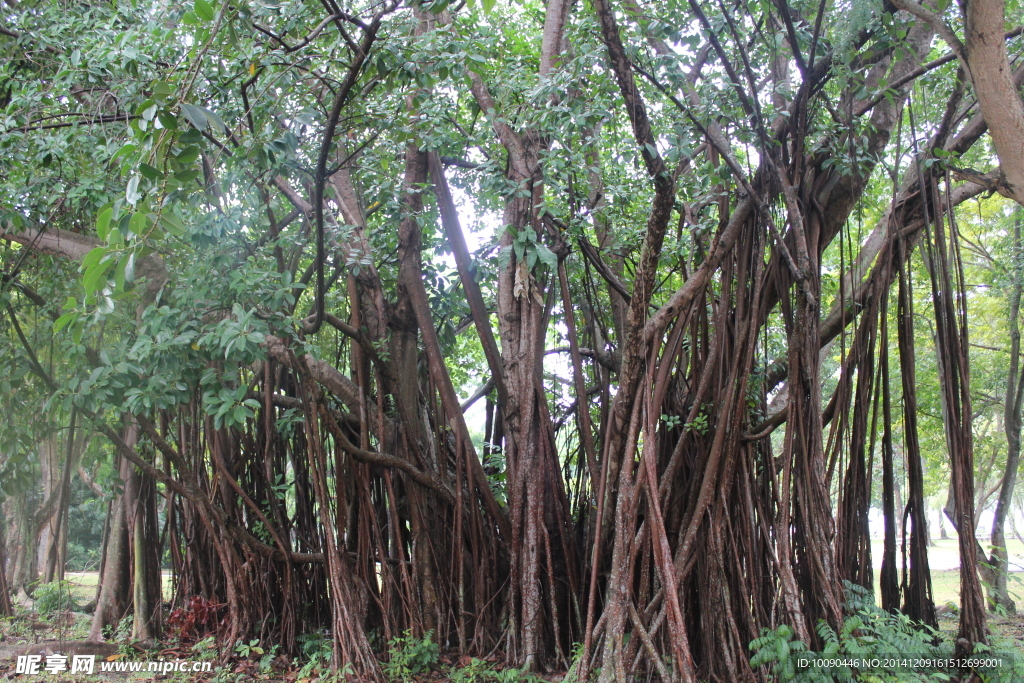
749;581;1024;682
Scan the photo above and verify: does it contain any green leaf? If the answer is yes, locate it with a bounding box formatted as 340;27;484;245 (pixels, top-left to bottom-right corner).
83;257;114;295
200;106;226;134
179;129;203;145
96;206;113;241
81;246;106;272
139;163;162;180
180;103;208;131
481;0;496;12
160;214;186;237
139;101;158;121
174;146;201;165
53;312;77;334
126;175;143;204
111;143;136;162
535;244;557;270
129;211;148;237
152;80;173;97
194;0;215;21
174;169;201;183
157;112;178;130
124;253;136;282
114;255;128;290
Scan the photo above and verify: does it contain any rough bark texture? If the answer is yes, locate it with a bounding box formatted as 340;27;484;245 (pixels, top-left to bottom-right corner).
961;0;1024;206
990;211;1024;612
890;0;1024;206
89;440;134;641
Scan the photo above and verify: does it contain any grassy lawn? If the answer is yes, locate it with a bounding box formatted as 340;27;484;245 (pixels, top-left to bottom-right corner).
863;537;1024;607
63;571;99;602
64;572;173;603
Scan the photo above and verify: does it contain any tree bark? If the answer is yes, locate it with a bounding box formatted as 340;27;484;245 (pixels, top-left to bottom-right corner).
0;510;13;616
36;436;62;584
89;435;135;641
131;474;162;640
891;0;1024;206
961;0;1024;207
990;210;1024;612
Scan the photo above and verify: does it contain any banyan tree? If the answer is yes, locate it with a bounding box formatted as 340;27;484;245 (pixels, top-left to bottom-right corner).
2;0;1023;679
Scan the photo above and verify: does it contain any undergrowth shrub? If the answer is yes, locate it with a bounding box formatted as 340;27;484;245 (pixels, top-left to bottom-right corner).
750;582;1024;682
33;580;80;616
166;595;223;644
450;657;541;683
383;629;439;681
296;631;333;678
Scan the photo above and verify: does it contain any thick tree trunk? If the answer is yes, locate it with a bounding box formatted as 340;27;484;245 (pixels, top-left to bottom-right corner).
891;0;1024;206
0;510;13;616
835;295;880;591
783;245;843;639
300;377;381;679
90;436;135;641
457;0;575;667
131;475;162;640
9;495;35;598
897;232;936;625
37;436;61;584
962;0;1024;207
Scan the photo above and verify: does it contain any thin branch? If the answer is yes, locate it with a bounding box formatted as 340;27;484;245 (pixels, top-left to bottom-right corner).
5;114;135;133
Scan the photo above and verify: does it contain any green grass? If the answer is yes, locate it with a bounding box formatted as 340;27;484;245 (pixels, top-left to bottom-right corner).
867;537;1024;607
63;572;173;603
63;571;99;602
930;569;968;607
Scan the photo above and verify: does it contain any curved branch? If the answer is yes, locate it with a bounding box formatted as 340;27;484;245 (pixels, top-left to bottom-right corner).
320;405;456;505
310;15;386;333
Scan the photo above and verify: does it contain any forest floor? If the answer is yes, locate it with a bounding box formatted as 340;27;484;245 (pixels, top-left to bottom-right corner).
2;555;1024;682
1;609;1023;682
